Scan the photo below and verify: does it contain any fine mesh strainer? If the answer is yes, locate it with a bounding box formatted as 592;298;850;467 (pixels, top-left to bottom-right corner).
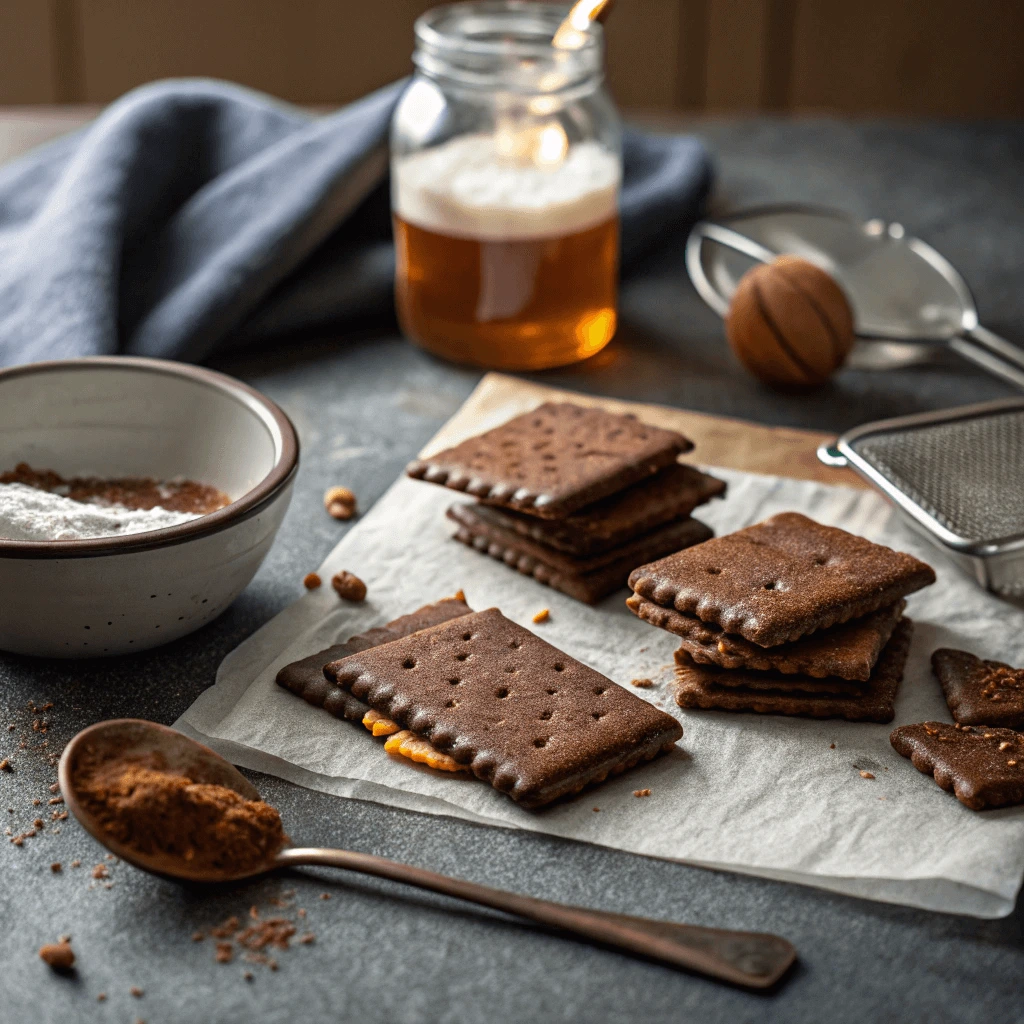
819;398;1024;596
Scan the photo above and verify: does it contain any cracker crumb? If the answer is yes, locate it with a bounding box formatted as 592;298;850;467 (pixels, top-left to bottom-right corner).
630;678;654;689
130;986;144;998
299;933;315;945
215;942;234;964
454;589;466;602
1009;760;1018;767
331;571;367;602
829;743;835;749
50;862;62;873
999;741;1012;751
0;759;10;771
324;486;357;520
96;993;106;1002
532;608;550;624
243;971;254;982
192;931;205;942
297;908;306;918
39;941;74;971
592;806;600;812
319;892;331;901
859;771;875;779
92;864;109;880
48;795;63;804
633;789;652;798
303;572;322;590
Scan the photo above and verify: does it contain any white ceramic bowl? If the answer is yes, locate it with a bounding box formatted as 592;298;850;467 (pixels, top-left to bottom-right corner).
0;357;298;658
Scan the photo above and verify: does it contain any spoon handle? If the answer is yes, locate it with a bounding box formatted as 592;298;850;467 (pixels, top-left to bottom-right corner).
276;846;795;988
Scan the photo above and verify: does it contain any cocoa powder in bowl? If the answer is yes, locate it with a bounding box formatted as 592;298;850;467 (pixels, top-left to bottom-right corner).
77;751;287;876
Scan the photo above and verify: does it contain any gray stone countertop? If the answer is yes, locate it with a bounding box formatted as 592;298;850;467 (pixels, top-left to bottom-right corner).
1;118;1023;1024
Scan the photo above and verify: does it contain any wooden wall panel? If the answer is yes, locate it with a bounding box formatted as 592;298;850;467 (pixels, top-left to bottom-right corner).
788;0;1024;117
75;0;428;105
0;1;59;103
0;0;1022;117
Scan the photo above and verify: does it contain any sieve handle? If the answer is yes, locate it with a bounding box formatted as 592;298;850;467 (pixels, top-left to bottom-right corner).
950;325;1024;391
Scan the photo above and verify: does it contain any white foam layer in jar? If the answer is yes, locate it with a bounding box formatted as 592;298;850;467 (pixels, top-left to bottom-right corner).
393;134;620;242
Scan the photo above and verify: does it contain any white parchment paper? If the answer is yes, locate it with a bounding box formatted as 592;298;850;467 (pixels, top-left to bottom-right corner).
177;383;1024;919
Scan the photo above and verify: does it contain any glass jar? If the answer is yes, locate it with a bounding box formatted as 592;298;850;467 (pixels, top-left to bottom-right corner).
391;1;622;371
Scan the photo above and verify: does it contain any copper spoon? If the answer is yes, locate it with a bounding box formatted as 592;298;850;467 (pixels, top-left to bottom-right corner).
59;719;796;989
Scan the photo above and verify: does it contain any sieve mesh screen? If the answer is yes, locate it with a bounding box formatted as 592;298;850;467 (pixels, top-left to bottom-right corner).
850;409;1024;545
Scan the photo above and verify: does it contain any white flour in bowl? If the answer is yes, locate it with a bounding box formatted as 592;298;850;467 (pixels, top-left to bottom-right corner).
0;482;202;541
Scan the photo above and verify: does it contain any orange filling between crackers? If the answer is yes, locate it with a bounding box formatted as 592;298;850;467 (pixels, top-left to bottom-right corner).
361;710;467;772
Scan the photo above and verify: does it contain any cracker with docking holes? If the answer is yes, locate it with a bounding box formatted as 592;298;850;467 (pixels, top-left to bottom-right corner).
480;463;725;556
324;607;682;809
406;402;693;519
275;596;473;722
674;618;913;722
630;595;905;681
629;512;935;647
931;648;1024;730
890;722;1024;810
448;503;713;605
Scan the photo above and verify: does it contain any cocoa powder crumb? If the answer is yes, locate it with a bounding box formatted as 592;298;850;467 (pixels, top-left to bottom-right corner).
860;771;875;779
331;571;367;602
630;679;654;689
39;941;75;971
830;743;836;749
324;486;357;520
51;862;62;873
532;608;550;624
303;573;322;590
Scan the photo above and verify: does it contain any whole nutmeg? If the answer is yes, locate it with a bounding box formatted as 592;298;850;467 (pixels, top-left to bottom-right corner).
725;256;855;389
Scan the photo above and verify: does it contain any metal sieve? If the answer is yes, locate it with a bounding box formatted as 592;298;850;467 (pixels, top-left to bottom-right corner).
818;398;1024;596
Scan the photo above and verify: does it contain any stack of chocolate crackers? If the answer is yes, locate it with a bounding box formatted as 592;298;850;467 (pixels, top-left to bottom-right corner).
627;512;936;722
406;402;725;603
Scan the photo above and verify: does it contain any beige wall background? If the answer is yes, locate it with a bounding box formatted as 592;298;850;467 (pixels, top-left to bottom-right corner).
1;0;1022;116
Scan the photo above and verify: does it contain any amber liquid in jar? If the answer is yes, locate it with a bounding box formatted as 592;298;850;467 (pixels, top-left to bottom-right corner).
393;134;620;371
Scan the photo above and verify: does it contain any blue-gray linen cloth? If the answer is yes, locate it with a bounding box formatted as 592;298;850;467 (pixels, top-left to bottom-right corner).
0;79;712;367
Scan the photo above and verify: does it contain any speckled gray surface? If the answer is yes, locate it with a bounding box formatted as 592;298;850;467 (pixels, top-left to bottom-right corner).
2;120;1023;1024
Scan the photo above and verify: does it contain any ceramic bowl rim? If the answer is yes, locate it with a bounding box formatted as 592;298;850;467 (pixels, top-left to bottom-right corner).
0;356;299;560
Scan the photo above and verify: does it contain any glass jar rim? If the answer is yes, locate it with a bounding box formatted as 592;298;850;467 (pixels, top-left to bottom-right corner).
413;1;603;93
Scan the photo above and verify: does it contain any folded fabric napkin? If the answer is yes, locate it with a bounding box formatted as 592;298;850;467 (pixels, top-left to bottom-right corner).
0;78;712;367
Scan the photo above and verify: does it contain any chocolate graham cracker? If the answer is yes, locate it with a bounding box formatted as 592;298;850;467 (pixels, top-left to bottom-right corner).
891;722;1024;811
448;502;713;604
931;648;1024;730
629;512;935;647
481;463;726;556
673;618;913;722
324;607;682;809
672;648;867;695
629;594;905;681
276;596;473;721
406;402;693;519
